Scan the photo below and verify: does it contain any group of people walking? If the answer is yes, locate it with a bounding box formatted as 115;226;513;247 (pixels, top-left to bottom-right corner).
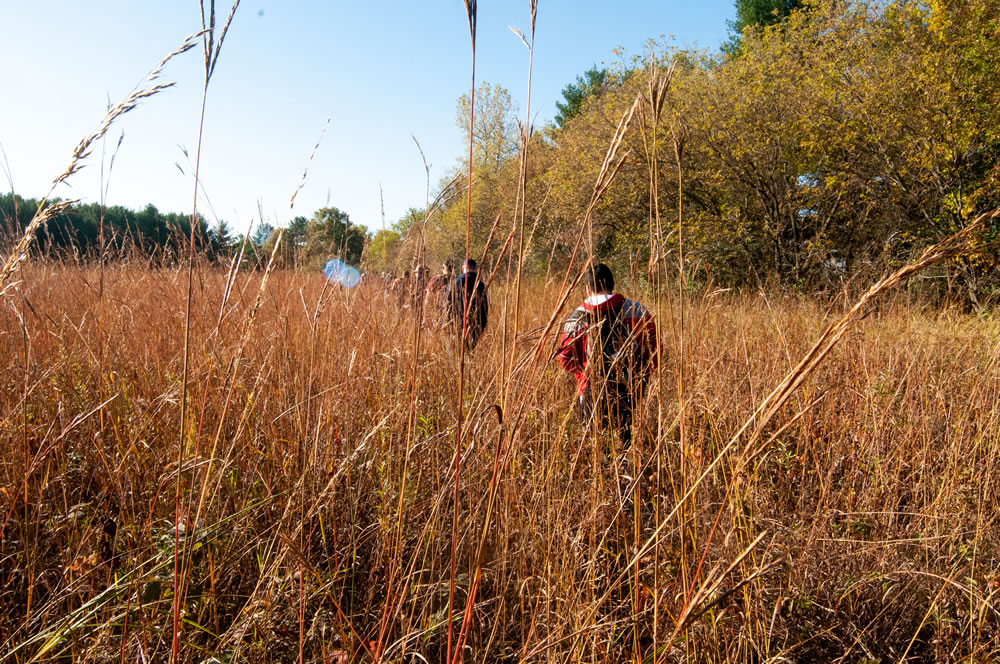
378;259;657;443
383;258;490;352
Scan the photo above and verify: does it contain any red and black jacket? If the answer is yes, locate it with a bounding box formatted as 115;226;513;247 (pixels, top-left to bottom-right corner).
556;293;657;396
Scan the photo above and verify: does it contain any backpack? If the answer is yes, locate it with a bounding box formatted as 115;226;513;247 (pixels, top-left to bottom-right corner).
586;300;638;401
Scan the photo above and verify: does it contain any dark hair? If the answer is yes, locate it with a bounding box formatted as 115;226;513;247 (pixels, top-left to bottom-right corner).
464;258;478;271
584;262;614;293
444;258;455;270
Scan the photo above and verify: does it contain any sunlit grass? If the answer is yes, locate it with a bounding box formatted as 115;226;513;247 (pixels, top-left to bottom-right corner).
2;261;998;661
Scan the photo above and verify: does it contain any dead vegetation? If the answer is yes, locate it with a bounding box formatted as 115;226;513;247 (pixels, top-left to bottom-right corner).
1;261;999;662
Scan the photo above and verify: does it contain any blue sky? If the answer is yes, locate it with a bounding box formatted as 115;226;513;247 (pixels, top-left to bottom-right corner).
2;1;734;235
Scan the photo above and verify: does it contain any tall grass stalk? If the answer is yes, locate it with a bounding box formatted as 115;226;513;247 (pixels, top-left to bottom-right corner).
502;0;538;416
669;86;692;650
449;3;478;663
173;4;240;661
637;58;674;656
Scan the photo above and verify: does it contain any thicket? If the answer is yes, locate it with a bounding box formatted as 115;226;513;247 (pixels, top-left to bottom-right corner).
406;0;1000;302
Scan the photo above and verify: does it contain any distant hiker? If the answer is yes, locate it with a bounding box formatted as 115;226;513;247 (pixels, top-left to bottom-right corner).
424;259;455;327
426;259;454;294
413;264;428;291
413;264;431;309
447;258;489;351
557;262;657;444
390;270;412;308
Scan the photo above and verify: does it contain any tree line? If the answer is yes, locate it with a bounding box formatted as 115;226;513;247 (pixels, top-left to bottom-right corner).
0;194;220;262
0;193;366;269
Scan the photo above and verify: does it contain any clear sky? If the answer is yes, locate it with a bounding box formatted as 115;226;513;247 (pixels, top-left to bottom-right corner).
2;1;734;235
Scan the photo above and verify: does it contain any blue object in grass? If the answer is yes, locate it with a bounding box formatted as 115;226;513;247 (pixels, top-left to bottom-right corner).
323;258;360;288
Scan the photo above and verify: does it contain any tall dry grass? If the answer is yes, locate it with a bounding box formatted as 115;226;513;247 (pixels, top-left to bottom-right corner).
2;259;999;662
3;1;1000;660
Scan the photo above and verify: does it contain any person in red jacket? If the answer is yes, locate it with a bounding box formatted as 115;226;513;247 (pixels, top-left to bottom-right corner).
557;262;657;444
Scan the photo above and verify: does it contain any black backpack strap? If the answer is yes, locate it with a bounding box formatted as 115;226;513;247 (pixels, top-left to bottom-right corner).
586;300;625;375
598;299;626;357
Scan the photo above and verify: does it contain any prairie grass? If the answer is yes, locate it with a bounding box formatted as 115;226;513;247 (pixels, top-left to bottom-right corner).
8;1;999;660
2;260;998;662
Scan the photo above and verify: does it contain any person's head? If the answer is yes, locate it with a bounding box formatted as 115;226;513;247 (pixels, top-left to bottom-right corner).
402;270;410;279
583;262;615;296
443;259;455;275
463;258;477;274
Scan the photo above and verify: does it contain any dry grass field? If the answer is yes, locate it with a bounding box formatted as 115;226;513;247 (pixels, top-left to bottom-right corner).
5;0;1000;660
2;261;999;662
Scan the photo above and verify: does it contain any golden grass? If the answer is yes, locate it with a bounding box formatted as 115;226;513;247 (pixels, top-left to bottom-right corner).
2;261;999;662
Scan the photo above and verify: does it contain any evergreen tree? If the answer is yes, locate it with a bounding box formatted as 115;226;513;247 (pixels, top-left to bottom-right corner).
554;66;607;128
211;218;234;255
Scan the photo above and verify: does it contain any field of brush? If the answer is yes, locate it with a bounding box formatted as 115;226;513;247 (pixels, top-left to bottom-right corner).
2;263;999;662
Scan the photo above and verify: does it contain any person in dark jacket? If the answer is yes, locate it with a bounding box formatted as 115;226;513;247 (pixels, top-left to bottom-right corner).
447;258;489;351
557;262;657;444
